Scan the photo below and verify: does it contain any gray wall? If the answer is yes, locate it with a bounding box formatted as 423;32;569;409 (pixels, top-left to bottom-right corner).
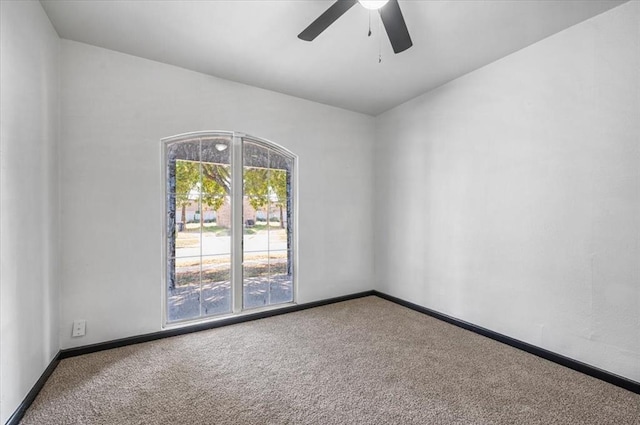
0;2;60;423
59;40;375;349
2;3;639;421
374;1;639;382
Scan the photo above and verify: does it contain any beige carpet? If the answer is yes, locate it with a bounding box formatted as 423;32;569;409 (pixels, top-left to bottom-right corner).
21;297;640;424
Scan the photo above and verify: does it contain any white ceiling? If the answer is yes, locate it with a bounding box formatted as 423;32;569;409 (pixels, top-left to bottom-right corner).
41;0;626;116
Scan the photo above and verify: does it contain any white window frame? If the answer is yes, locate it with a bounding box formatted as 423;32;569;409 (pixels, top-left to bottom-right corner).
161;131;298;328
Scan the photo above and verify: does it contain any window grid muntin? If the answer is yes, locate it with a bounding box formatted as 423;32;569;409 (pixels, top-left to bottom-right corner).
163;132;296;326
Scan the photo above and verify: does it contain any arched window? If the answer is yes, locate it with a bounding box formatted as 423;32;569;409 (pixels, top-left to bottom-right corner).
163;132;296;324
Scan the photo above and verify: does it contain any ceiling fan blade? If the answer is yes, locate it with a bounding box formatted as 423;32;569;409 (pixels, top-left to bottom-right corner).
298;0;357;41
379;0;412;53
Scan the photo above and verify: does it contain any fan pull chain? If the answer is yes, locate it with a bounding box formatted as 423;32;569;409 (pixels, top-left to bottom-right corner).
378;13;382;63
368;11;372;37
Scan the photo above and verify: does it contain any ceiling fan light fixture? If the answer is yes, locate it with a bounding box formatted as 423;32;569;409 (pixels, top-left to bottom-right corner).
298;0;411;54
358;0;389;10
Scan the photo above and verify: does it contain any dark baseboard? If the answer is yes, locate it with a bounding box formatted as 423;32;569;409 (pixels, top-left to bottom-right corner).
373;290;640;395
8;288;638;425
6;352;61;425
60;290;375;359
6;290;374;425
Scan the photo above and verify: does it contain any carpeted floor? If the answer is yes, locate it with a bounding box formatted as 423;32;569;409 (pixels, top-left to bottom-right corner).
20;297;640;424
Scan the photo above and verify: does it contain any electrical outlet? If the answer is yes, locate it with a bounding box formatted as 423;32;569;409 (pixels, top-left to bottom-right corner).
72;320;86;337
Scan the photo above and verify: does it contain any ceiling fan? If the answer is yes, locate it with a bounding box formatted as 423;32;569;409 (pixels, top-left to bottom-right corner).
298;0;413;54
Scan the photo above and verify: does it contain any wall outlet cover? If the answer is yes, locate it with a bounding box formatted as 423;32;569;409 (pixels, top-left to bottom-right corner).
72;320;86;337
